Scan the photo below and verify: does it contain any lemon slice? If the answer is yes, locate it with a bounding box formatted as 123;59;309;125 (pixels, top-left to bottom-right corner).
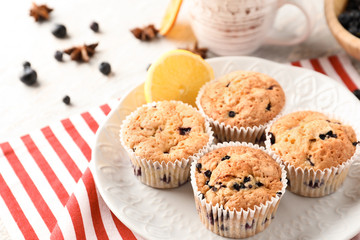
145;49;214;106
159;0;183;36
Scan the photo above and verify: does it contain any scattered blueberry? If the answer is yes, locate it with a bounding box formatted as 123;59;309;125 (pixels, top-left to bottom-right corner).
54;51;63;62
90;21;99;32
207;212;214;225
269;132;276;144
256;182;264;187
196;163;202;172
276;192;282;196
353;89;360;100
353;141;360;146
160;174;171;184
179;127;191;135
136;167;141;176
204;170;212;178
248;184;253;189
243;176;251;183
20;67;37;86
319;130;337;140
307;179;324;188
228;111;236;118
62;95;71;105
163;151;169;154
52;24;67;38
245;220;255;229
233;182;245;191
220;224;226;231
221;155;230;161
99;62;111;75
233;182;240;191
266;102;271;111
267;85;275;90
23;61;31;68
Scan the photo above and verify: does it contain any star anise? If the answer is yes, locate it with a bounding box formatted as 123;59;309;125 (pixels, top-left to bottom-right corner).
63;43;98;62
182;42;208;59
130;24;159;41
30;3;53;22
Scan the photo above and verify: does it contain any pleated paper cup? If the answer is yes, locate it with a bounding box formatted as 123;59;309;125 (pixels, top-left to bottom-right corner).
120;101;214;189
265;110;360;197
196;80;283;145
190;141;287;238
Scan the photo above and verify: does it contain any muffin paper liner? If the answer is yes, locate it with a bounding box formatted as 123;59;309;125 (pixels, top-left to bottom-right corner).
120;101;214;189
264;109;360;197
190;141;287;238
195;79;284;145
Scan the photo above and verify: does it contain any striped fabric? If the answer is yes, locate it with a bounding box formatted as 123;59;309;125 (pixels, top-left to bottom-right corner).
1;54;360;240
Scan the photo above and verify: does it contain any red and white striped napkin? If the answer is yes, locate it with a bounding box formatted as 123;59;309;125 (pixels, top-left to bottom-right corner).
1;54;360;240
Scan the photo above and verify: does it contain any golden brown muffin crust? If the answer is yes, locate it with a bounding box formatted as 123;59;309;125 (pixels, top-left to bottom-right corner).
199;71;285;128
122;101;210;163
269;111;357;170
195;146;282;211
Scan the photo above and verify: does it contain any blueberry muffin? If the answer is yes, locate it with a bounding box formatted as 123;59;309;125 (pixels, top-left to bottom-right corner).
120;100;213;188
191;143;286;238
267;111;359;197
197;71;285;143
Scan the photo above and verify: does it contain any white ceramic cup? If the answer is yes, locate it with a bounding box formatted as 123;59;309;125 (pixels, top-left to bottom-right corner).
188;0;312;56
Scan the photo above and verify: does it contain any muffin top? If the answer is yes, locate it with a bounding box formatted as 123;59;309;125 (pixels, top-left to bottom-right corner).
199;71;285;128
121;101;210;163
195;146;283;211
269;111;357;170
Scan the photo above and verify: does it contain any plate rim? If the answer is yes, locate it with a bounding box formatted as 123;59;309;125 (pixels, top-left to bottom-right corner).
91;55;360;240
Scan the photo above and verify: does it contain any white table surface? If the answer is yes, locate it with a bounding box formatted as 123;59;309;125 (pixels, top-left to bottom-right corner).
0;0;359;239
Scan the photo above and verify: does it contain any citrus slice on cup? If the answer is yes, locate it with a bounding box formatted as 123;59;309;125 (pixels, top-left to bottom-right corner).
159;0;183;36
145;49;214;106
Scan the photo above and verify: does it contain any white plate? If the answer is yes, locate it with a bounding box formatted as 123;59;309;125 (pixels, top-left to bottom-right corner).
92;56;360;240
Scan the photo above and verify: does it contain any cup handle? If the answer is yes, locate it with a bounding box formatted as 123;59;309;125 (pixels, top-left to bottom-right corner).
264;0;313;46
